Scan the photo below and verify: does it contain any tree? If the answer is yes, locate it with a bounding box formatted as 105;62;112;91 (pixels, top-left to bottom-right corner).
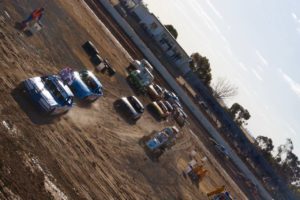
165;24;178;39
229;103;251;126
190;52;212;86
275;139;300;184
254;136;300;197
276;138;294;164
212;78;238;100
255;136;274;154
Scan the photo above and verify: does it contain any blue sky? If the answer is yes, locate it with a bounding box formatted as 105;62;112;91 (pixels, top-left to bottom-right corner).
144;0;300;156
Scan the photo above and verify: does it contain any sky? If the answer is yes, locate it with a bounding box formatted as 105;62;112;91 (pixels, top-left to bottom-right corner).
143;0;300;157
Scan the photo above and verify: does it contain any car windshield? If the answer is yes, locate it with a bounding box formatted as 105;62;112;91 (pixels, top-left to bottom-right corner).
158;102;168;112
128;97;144;112
164;101;173;111
164;128;174;137
154;84;163;94
156;132;168;143
79;71;100;92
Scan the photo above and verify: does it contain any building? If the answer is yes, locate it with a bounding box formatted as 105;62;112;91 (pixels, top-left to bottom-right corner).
122;0;191;75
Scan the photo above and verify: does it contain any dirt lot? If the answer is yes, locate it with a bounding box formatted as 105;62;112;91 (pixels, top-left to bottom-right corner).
0;0;247;199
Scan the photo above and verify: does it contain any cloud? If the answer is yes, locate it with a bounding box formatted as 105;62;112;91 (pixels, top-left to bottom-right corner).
173;0;208;37
205;0;223;20
291;12;300;34
241;85;252;97
255;50;269;66
280;71;300;98
286;123;297;136
188;0;225;39
256;64;264;72
251;68;263;81
291;12;300;23
238;62;248;72
292;13;298;20
187;0;236;59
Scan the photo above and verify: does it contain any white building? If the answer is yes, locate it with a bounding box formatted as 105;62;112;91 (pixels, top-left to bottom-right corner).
125;1;191;75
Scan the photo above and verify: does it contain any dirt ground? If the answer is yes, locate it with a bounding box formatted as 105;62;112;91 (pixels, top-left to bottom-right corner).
0;0;247;199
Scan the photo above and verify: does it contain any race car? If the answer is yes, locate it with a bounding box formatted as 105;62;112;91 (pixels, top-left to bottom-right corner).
22;75;74;114
60;68;103;102
146;126;179;151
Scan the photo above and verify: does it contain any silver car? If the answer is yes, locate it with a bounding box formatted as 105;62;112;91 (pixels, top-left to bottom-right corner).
116;96;144;121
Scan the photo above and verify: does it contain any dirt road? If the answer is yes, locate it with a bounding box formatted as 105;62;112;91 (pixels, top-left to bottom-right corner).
0;0;247;199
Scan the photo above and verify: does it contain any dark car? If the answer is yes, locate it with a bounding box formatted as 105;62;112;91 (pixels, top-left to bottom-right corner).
146;84;161;101
82;41;99;56
164;90;182;108
153;84;164;96
116;96;144;121
163;101;174;113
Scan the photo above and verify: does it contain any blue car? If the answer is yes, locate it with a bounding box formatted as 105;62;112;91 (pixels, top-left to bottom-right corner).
146;126;179;151
23;75;74;115
67;70;103;102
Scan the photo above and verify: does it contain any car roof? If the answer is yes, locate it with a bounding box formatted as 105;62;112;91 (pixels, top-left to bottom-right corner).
46;75;74;97
121;97;139;114
128;96;143;107
80;70;102;88
151;102;164;114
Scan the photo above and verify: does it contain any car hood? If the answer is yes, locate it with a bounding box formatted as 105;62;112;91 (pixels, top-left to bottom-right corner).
70;77;92;99
25;77;58;106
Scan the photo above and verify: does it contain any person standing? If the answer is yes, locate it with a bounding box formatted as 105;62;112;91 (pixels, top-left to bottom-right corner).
22;7;45;25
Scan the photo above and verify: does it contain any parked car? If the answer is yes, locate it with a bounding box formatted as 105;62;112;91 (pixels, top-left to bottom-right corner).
116;96;144;121
163;101;174;113
215;144;230;159
199;101;208;110
164;90;179;101
146;84;161;101
82;41;99;56
146;126;179;151
157;101;170;116
153;83;164;97
164;90;182;108
148;101;170;120
66;70;103;102
173;107;188;127
22;75;74;114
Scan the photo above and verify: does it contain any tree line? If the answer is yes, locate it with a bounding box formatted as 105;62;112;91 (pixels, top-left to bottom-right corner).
189;52;250;124
255;136;300;197
164;24;299;197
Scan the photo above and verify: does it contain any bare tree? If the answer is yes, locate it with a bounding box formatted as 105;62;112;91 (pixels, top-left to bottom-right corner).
212;78;238;100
